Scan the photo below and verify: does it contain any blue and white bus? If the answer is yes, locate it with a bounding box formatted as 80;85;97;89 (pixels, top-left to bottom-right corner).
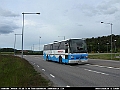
43;38;88;64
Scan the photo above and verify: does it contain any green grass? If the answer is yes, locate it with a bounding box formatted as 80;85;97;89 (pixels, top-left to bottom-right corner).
0;52;14;55
88;53;120;61
0;55;51;87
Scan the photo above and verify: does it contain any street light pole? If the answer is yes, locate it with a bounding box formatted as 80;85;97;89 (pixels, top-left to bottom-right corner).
21;12;40;58
114;40;116;57
110;23;113;60
14;34;22;56
14;34;17;56
101;22;113;60
21;13;24;58
107;43;109;53
98;43;99;53
39;36;41;52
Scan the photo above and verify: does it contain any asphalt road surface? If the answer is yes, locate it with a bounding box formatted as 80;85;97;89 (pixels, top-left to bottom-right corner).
22;55;120;87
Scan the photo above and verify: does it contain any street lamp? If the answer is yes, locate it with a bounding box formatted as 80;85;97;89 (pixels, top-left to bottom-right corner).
114;40;117;57
98;43;100;53
58;36;65;40
14;34;22;56
106;43;109;53
101;22;113;59
39;36;41;52
21;12;40;58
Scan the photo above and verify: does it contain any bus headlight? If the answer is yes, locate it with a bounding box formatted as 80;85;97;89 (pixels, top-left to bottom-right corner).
86;56;88;59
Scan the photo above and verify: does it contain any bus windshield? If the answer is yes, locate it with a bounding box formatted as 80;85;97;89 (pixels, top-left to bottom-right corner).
69;39;87;53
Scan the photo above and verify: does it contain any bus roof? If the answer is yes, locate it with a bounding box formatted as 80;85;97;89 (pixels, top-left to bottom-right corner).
44;38;84;46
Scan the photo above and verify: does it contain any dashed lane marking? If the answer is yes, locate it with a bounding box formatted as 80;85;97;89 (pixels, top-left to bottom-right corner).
84;69;109;76
86;64;120;70
50;74;55;78
66;85;70;87
42;69;45;71
107;67;113;69
115;68;120;70
37;65;39;67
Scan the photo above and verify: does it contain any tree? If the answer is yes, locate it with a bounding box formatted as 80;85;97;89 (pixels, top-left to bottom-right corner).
86;34;120;53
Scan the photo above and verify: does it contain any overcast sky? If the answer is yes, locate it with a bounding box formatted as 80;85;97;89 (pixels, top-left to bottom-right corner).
0;0;120;51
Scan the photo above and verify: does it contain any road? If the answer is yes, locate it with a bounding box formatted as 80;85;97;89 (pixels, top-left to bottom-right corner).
22;55;120;87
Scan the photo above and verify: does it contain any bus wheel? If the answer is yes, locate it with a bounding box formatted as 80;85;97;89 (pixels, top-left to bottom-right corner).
59;56;62;64
46;55;49;61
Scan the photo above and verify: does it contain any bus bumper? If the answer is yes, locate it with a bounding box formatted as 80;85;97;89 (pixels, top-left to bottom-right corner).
69;59;88;64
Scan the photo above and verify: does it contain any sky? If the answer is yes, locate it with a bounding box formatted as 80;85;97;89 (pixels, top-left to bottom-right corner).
0;0;120;51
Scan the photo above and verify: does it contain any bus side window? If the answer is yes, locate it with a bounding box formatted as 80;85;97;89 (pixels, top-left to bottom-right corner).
65;41;68;53
65;48;68;53
65;44;68;53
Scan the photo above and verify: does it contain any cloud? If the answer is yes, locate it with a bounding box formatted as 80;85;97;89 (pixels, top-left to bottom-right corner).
74;0;120;17
97;2;118;15
0;7;19;17
0;7;20;34
0;22;20;34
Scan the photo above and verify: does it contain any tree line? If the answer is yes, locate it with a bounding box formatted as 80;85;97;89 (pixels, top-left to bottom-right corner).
86;34;120;53
0;34;120;53
0;48;14;52
0;48;43;55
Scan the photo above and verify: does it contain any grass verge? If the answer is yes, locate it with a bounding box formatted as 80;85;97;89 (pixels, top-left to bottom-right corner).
88;53;120;61
0;55;51;87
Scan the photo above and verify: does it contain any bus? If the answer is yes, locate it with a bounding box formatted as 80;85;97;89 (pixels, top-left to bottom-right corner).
43;38;88;64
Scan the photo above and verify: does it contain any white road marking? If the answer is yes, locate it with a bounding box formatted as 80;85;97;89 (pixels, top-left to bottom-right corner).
42;69;45;71
89;59;120;62
107;67;113;69
101;73;109;75
100;59;120;62
84;69;109;76
66;85;70;87
88;69;92;72
50;74;55;78
92;65;99;67
86;64;120;70
95;71;101;74
37;65;39;67
114;68;120;70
